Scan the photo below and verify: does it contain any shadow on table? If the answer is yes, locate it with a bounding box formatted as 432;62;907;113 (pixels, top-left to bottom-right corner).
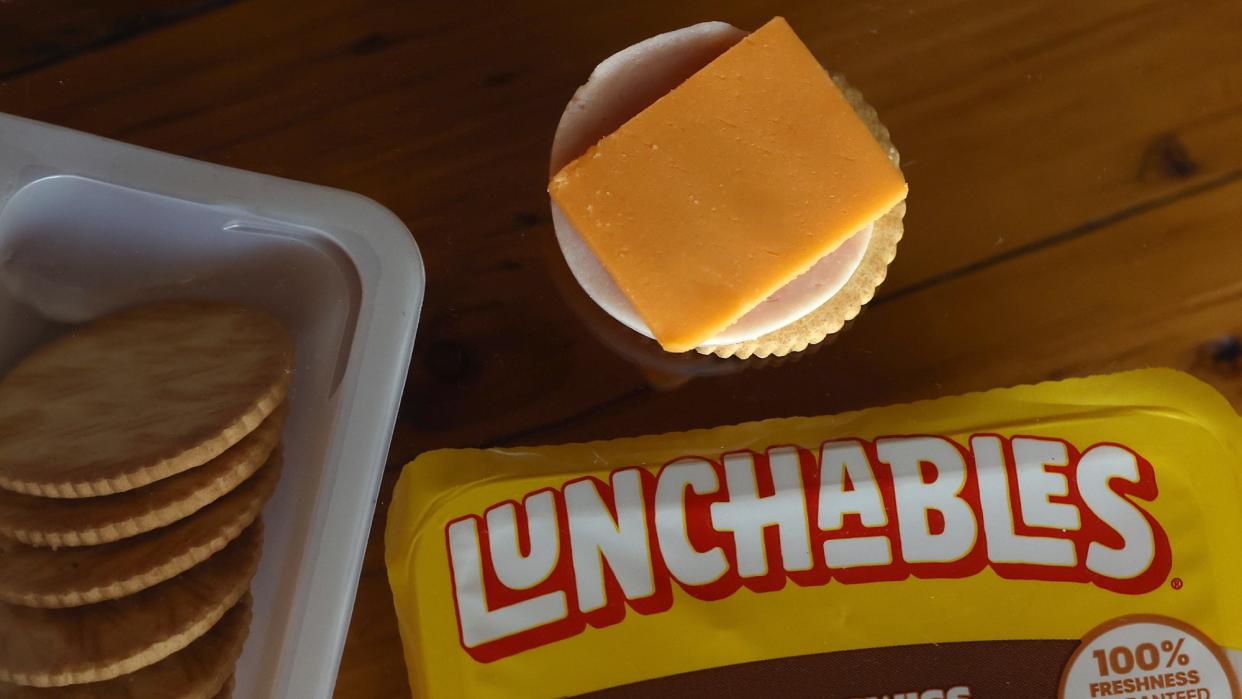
541;229;842;391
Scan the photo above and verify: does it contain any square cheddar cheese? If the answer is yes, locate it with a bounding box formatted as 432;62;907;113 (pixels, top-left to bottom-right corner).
549;17;907;353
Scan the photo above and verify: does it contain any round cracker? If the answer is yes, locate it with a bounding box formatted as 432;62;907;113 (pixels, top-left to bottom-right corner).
0;302;293;498
0;522;262;687
0;452;280;608
0;407;284;548
700;74;907;359
0;596;250;699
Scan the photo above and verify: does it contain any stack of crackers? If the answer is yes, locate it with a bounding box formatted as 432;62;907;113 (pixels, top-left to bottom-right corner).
0;302;293;698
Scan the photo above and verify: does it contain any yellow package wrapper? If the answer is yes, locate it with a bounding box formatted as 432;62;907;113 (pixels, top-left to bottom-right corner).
387;370;1242;698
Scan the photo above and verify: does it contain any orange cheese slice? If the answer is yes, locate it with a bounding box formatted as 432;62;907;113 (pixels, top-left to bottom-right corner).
548;17;908;353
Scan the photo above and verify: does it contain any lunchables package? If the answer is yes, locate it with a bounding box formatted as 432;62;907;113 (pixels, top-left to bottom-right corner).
386;370;1242;698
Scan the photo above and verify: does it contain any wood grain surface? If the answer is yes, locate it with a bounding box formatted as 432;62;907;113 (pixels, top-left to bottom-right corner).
1;1;1241;697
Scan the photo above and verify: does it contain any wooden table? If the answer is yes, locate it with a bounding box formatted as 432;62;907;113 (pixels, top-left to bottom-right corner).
4;1;1242;696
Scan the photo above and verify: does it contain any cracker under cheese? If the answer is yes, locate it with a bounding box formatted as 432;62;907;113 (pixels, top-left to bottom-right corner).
549;17;908;352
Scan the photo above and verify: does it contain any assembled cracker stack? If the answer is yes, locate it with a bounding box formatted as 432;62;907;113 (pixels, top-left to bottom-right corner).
0;302;293;698
549;18;908;359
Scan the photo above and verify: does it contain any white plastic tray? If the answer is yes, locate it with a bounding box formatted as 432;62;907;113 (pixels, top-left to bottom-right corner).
0;112;423;698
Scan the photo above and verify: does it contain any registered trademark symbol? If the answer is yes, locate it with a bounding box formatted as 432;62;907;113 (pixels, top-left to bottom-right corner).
1170;577;1184;590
